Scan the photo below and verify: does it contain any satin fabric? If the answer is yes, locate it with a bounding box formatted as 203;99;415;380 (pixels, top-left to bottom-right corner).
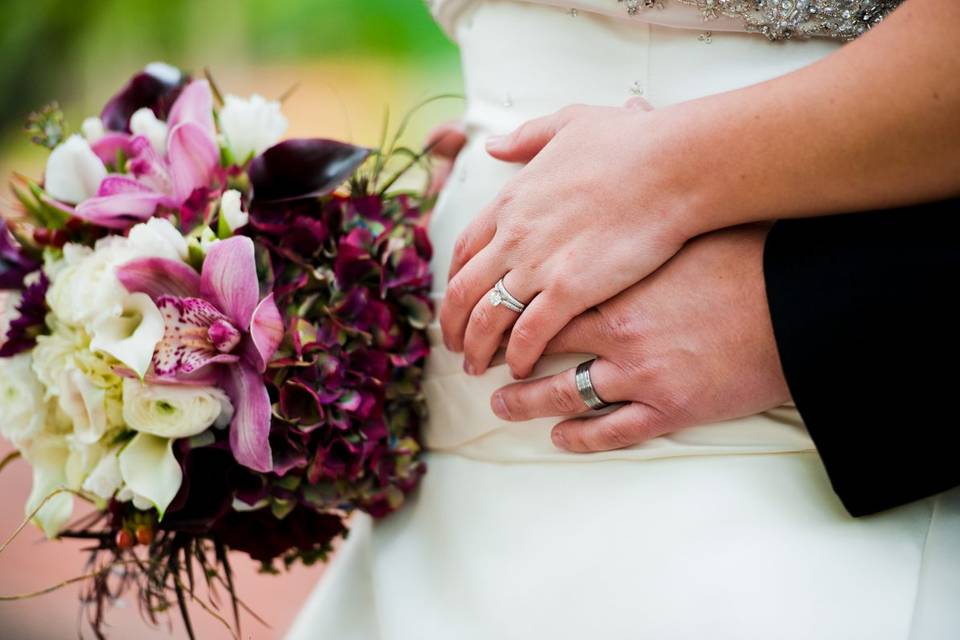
287;2;959;638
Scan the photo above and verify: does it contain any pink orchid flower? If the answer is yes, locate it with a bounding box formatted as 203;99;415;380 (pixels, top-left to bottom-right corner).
75;80;220;229
117;236;283;473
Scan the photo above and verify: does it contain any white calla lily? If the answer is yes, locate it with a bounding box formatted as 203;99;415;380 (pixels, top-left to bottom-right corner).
89;292;164;379
122;378;233;439
44;134;107;204
22;436;74;538
118;433;182;518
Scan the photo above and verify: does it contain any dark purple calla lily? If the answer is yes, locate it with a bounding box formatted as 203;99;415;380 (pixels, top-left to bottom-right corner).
101;63;186;132
249;138;371;202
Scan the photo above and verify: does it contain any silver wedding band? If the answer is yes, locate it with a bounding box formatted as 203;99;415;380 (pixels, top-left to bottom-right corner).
488;277;526;314
575;359;610;410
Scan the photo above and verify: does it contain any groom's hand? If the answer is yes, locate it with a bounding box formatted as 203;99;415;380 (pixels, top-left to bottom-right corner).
490;225;792;453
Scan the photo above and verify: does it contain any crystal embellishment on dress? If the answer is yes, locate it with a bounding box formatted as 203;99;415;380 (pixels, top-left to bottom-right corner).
617;0;902;40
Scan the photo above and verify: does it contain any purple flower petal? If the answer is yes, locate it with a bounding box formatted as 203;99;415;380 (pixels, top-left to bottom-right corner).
221;363;274;473
91;132;134;165
200;236;259;329
117;257;201;300
101;67;185;132
246;293;283;373
249;138;370;202
154;296;240;376
73;176;172;229
166;80;215;137
166;122;220;202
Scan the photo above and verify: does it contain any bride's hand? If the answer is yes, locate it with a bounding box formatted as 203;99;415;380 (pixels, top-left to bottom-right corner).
425;120;467;198
440;99;707;378
489;225;791;452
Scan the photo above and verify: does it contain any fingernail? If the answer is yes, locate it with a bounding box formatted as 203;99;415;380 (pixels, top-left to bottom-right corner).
463;361;476;376
551;429;567;449
492;393;509;419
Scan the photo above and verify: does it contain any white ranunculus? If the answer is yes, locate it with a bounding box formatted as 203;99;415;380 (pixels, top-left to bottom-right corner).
21;434;74;538
220;189;249;232
44;134;107;204
0;353;47;449
89;292;164;379
47;218;186;330
130;107;169;155
219;93;288;161
81;116;106;143
82;447;123;500
122;378;234;439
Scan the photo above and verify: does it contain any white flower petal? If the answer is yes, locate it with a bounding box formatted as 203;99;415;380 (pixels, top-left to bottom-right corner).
81;117;106;143
57;368;109;445
82;448;123;500
220;189;248;232
0;353;47;448
90;293;164;379
118;433;182;518
122;378;233;439
22;436;74;538
44;135;108;204
219;94;288;161
130;107;169;155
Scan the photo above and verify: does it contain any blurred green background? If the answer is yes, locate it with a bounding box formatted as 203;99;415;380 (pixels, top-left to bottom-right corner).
0;2;461;638
0;0;464;178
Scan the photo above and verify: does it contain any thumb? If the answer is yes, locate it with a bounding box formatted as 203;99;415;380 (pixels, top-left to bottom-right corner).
485;105;585;163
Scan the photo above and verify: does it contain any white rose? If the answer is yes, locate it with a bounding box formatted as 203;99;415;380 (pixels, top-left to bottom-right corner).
219;189;249;232
57;367;110;445
122;378;234;439
47;218;186;329
130;107;169;155
82;448;123;500
44;134;107;204
64;436;108;491
32;321;125;431
0;290;21;349
81;117;106;144
0;353;47;449
218;94;288;161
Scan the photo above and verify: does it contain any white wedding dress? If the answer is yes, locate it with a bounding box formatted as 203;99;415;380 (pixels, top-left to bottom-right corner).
287;2;960;638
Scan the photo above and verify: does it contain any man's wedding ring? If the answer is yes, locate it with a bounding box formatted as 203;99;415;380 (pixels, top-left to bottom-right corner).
575;359;610;410
488;278;526;313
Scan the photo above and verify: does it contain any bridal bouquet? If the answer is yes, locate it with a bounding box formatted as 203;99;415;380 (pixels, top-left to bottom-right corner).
0;63;433;637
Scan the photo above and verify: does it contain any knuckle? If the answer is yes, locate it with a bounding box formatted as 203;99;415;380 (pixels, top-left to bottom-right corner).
594;422;635;450
598;308;642;345
452;232;472;263
549;377;583;414
469;300;495;332
445;276;472;308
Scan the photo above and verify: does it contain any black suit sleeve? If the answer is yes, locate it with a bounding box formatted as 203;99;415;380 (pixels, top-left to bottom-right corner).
763;200;960;517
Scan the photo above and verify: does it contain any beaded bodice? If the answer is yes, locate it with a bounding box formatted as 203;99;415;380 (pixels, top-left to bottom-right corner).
426;0;903;40
619;0;901;40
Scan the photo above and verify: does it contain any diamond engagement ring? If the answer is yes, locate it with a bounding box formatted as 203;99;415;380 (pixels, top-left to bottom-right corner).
488;278;526;313
575;359;610;410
